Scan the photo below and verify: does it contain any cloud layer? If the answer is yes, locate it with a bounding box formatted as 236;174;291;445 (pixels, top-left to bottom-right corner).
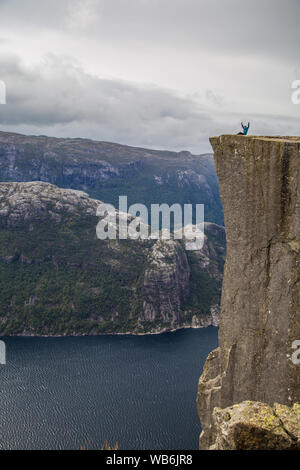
0;0;300;152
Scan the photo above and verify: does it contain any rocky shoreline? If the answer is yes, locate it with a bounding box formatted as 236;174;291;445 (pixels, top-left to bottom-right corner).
0;315;219;338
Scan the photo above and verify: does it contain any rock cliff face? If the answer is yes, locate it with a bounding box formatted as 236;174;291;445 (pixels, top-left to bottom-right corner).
0;181;225;335
197;136;300;449
142;239;190;325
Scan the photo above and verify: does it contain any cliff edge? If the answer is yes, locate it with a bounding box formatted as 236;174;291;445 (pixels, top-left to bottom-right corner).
197;135;300;449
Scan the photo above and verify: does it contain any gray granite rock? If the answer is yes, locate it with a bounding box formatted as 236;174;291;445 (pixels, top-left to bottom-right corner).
197;135;300;449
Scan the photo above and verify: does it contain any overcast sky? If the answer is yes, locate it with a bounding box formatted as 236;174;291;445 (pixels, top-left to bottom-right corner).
0;0;300;152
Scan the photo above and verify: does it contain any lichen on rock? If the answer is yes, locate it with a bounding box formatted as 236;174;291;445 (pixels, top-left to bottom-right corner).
211;401;300;450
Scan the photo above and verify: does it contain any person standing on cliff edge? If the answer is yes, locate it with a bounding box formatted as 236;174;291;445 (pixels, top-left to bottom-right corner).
237;122;250;135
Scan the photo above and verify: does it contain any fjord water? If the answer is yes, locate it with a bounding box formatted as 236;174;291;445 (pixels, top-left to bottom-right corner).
0;328;218;450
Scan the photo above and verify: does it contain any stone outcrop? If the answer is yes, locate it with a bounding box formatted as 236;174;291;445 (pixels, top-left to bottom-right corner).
197;136;300;449
142;239;190;326
0;181;99;229
211;401;300;450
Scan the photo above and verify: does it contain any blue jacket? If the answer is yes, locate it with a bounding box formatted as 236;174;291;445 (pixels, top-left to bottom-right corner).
241;122;250;135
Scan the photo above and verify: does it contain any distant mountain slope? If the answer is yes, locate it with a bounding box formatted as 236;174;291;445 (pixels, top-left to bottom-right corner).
0;182;225;336
0;131;223;226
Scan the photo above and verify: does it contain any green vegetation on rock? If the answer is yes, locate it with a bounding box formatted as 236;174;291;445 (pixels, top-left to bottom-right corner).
0;182;225;335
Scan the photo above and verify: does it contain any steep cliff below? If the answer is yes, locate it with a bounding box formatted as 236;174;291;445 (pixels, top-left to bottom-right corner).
197;135;300;449
0;182;225;335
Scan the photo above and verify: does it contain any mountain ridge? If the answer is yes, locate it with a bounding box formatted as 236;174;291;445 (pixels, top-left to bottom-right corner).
0;130;224;226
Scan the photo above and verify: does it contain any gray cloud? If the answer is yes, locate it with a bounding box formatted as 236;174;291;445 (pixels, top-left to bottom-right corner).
0;53;299;153
0;53;216;151
1;0;300;60
0;1;299;152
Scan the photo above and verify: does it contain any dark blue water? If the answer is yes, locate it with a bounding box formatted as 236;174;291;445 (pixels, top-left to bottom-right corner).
0;327;218;450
